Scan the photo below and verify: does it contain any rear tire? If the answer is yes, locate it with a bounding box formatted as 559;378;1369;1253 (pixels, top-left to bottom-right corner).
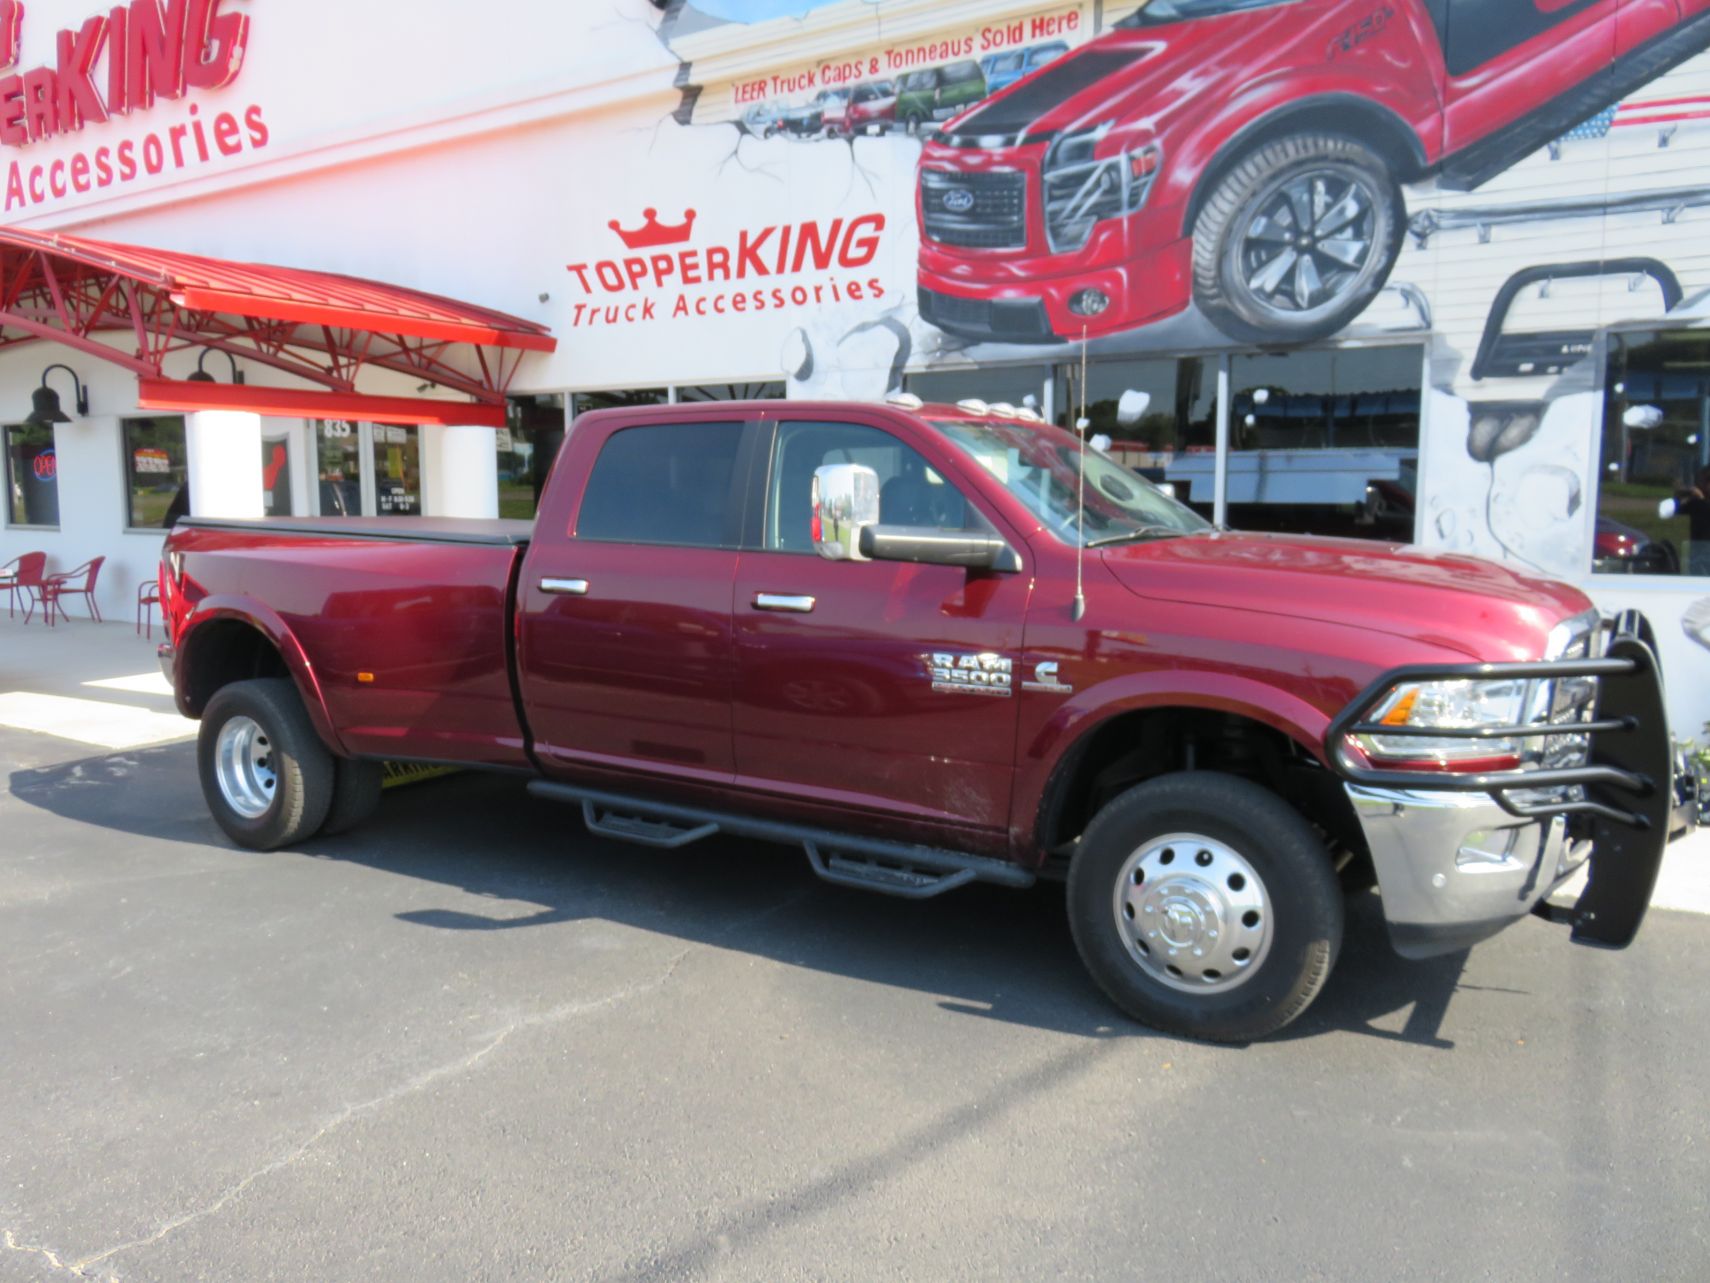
198;678;334;851
320;758;384;836
1066;771;1343;1042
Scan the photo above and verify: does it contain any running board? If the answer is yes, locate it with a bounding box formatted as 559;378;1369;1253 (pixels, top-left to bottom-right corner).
528;780;1035;899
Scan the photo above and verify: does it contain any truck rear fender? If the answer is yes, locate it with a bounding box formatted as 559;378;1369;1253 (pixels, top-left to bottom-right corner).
173;601;347;757
1022;671;1363;872
1178;93;1431;236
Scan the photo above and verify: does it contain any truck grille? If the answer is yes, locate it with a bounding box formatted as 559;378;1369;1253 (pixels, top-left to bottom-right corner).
921;169;1027;250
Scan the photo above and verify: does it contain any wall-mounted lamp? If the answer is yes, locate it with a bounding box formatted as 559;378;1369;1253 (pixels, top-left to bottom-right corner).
26;364;88;427
186;348;245;384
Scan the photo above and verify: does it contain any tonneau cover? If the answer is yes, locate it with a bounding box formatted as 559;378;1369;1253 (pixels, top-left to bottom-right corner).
180;516;533;546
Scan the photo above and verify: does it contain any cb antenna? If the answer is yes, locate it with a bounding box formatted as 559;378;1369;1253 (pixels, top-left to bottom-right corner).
1072;325;1089;622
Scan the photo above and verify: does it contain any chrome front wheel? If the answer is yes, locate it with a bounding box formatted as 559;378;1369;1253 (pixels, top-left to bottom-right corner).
1113;833;1275;994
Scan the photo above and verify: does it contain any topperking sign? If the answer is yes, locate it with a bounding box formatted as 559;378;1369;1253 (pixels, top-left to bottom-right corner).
0;0;264;212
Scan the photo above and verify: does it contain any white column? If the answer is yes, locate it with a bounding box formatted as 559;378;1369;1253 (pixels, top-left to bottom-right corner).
186;410;264;518
421;424;499;519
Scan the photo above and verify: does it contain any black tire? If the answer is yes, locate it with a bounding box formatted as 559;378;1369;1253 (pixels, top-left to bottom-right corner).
1191;132;1404;345
319;758;384;836
1066;771;1343;1043
197;678;335;851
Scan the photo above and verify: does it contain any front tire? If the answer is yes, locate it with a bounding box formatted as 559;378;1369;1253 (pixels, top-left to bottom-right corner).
198;678;335;850
1191;132;1404;345
1066;772;1343;1042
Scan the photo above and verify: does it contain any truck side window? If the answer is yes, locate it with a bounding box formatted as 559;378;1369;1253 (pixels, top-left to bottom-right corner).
767;420;984;553
1428;0;1600;77
576;421;745;548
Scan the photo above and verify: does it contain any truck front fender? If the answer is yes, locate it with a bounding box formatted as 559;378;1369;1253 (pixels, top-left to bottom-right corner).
1015;669;1333;860
173;598;348;758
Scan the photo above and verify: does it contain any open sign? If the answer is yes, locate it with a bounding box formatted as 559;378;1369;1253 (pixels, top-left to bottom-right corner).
31;449;56;481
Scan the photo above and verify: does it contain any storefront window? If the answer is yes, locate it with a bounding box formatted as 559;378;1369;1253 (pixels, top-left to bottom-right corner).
1598;330;1710;577
502;394;567;519
315;421;362;516
372;425;422;515
906;365;1050;412
1224;345;1423;541
5;423;59;527
122;417;188;529
677;382;784;402
571;388;668;417
1061;357;1217;487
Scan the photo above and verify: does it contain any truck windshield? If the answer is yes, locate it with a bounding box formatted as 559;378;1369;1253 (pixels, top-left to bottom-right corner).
931;419;1211;546
1117;0;1301;26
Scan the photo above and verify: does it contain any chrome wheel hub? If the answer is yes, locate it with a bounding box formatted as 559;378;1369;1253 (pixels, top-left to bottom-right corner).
214;715;278;820
1113;833;1274;994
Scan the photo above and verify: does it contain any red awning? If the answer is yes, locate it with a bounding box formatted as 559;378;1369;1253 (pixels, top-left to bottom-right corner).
0;227;557;427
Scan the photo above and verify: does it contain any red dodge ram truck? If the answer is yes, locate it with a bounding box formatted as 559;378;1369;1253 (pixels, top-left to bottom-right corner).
159;399;1671;1041
917;0;1710;345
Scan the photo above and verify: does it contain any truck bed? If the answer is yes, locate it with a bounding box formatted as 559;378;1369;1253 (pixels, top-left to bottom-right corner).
169;517;533;768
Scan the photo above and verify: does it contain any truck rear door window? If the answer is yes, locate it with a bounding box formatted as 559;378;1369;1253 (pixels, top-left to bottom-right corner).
576;420;745;548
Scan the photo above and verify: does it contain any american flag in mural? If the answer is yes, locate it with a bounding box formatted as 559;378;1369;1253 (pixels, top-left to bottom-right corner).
1560;94;1710;140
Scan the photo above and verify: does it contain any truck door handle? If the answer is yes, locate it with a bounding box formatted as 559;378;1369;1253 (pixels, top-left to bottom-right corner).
539;578;589;596
753;593;815;613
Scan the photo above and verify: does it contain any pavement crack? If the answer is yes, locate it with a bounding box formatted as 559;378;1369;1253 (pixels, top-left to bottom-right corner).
3;1228;114;1281
68;946;692;1275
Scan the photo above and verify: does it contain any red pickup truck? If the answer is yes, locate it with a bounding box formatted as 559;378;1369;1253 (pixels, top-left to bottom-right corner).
159;399;1671;1041
917;0;1710;345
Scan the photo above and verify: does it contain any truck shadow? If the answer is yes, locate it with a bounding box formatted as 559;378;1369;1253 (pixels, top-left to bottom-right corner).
10;747;1480;1049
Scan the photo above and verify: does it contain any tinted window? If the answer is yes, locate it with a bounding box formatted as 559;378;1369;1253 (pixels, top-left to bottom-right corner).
990;52;1024;73
900;70;936;91
768;420;980;553
1428;0;1600;76
578;421;745;548
942;61;983;84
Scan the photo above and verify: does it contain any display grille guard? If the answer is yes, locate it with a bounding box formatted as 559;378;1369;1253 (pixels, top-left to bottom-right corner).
1327;637;1664;828
1327;631;1672;949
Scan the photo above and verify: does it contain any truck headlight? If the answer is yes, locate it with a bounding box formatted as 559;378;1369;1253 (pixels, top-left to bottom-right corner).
1042;126;1160;253
1356;678;1532;770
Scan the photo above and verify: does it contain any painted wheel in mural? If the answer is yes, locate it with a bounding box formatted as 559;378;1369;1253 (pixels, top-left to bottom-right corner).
1192;132;1405;346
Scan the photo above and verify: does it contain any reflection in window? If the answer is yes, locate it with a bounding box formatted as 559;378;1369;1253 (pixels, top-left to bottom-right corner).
906;365;1048;414
1216;346;1422;541
571;388;667;417
5;422;59;527
678;382;784;402
1598;331;1710;577
262;435;292;517
123;416;188;529
1060;357;1216;486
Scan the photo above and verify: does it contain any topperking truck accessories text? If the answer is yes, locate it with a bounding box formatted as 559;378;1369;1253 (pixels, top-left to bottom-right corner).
157;397;1674;1041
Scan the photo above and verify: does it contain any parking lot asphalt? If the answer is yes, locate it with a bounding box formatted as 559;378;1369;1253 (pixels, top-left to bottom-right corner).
3;617;1708;1282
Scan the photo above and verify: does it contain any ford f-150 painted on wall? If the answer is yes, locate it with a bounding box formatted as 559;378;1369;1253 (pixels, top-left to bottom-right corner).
916;0;1710;345
158;399;1672;1043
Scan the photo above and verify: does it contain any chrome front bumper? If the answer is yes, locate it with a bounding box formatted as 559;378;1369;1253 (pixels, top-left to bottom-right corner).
1347;785;1588;957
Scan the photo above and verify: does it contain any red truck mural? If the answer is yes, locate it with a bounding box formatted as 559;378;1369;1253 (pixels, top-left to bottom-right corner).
916;0;1710;345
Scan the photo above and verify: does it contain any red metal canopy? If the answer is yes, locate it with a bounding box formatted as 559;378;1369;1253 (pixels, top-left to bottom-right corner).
0;228;557;428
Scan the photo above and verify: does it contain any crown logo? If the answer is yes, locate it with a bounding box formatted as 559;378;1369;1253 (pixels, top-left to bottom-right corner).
608;208;696;250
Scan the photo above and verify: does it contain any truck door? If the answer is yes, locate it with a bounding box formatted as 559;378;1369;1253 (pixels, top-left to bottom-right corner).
730;414;1031;850
1428;0;1620;151
517;412;753;784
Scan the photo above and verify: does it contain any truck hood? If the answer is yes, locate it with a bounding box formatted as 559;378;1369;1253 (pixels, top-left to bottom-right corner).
943;9;1297;141
1099;532;1591;661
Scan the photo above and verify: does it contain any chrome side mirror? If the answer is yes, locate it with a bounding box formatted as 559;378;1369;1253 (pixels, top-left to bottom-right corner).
812;462;880;561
